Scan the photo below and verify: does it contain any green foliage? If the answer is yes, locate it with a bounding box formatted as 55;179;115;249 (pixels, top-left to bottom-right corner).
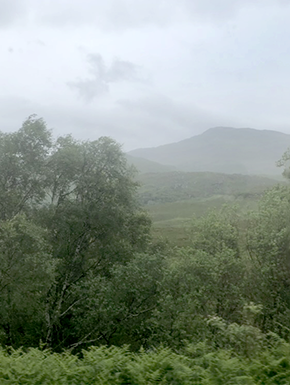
1;342;290;384
137;171;278;205
0;215;54;347
0;116;153;351
191;206;240;257
150;246;245;349
69;252;164;350
277;147;290;180
140;171;276;246
0;115;52;220
245;185;290;336
4;116;290;383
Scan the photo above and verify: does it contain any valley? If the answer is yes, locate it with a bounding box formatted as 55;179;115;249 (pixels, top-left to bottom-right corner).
127;127;289;245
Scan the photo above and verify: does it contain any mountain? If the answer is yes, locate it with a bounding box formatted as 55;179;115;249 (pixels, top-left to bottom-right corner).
128;127;290;175
126;154;175;174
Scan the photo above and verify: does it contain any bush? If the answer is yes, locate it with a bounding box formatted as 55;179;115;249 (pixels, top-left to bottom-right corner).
0;342;290;384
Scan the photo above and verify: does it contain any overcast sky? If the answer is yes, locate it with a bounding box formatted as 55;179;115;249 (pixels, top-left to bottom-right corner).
1;0;290;150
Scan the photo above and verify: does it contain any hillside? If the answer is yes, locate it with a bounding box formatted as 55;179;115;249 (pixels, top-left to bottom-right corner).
128;127;290;175
137;170;282;245
126;154;175;174
137;171;279;205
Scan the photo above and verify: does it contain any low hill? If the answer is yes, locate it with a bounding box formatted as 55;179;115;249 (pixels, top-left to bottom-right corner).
137;171;282;245
137;171;280;205
126;154;175;174
128;127;290;175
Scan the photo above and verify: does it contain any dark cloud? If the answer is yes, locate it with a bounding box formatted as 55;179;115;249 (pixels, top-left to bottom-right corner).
105;59;139;82
67;79;109;102
68;53;143;102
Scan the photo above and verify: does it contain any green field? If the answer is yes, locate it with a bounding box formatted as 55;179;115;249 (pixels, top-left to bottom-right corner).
137;171;282;245
148;195;261;245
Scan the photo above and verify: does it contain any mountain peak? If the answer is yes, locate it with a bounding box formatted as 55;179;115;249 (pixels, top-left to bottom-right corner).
201;126;257;136
128;127;290;176
203;126;236;133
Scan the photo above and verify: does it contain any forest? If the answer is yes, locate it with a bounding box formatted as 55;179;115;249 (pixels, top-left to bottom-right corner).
2;116;290;383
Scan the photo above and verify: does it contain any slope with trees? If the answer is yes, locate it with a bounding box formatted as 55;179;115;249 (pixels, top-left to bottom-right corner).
2;117;290;383
0;115;152;350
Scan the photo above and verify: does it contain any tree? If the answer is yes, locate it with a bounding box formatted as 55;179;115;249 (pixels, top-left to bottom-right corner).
0;215;54;347
190;205;240;258
246;185;290;336
149;245;245;349
69;252;164;351
0;116;152;349
38;135;151;348
0;115;52;220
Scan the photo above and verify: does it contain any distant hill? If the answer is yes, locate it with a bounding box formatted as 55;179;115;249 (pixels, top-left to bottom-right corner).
137;171;280;205
128;127;290;175
126;154;175;174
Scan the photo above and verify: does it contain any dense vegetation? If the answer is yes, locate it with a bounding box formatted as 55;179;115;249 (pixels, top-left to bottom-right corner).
137;171;279;206
137;171;281;246
2;116;290;382
2;341;290;384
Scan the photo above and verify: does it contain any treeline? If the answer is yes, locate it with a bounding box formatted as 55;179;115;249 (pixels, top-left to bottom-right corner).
137;171;278;205
2;116;290;382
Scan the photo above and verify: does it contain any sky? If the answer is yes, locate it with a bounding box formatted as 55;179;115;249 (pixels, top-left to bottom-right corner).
1;0;290;150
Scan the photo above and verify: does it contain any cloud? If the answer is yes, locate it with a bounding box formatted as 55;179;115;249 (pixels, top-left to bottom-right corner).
112;93;236;150
68;53;143;102
0;96;40;131
50;1;290;29
105;59;139;82
0;0;26;27
117;94;229;135
1;0;289;31
67;79;109;102
34;0;248;29
0;92;228;150
2;0;290;153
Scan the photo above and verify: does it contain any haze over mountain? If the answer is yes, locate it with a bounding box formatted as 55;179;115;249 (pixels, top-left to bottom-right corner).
126;155;176;174
2;1;290;148
128;127;290;176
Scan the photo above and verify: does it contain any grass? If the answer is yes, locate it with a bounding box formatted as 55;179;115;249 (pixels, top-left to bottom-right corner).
136;170;283;246
148;194;263;247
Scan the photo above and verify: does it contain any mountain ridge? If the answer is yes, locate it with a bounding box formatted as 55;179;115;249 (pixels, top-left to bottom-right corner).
128;127;290;176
